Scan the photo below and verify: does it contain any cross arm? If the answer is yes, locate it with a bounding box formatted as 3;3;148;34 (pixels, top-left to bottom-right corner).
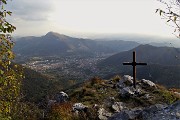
123;62;132;65
136;63;147;65
123;62;147;66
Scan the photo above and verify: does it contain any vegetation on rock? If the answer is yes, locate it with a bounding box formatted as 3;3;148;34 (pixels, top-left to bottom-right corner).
46;75;180;119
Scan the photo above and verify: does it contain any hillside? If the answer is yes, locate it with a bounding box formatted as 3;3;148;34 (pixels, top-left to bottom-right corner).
46;75;180;120
22;67;54;103
98;45;180;88
15;63;180;119
21;66;75;104
100;44;180;66
96;40;140;52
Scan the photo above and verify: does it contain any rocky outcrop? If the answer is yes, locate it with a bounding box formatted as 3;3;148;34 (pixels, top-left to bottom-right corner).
108;107;143;120
120;87;140;97
98;75;179;120
108;101;180;120
47;91;68;109
112;102;126;112
141;79;156;87
117;76;142;97
121;87;135;96
98;108;112;120
117;75;157;98
139;101;180;120
54;91;69;103
72;103;88;112
55;75;179;120
117;75;133;89
103;75;179;120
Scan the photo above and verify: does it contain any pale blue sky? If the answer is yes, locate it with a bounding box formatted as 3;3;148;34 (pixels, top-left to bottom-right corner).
6;0;176;38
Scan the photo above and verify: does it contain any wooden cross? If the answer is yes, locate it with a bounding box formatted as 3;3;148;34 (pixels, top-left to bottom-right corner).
123;51;147;89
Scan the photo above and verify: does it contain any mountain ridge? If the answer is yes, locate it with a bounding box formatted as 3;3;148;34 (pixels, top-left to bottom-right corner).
14;32;108;56
98;44;180;88
100;44;180;67
13;32;140;57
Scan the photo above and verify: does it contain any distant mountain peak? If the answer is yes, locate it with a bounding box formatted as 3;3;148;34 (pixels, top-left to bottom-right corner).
136;44;155;48
45;31;71;40
46;31;59;36
132;44;155;50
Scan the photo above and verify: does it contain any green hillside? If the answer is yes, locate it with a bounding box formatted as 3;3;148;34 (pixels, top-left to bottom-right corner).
46;76;180;120
98;45;180;88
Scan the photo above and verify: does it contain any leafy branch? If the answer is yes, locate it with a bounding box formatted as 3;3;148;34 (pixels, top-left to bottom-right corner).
156;0;180;38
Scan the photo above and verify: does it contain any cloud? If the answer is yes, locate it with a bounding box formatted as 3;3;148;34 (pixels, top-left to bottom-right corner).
6;0;53;21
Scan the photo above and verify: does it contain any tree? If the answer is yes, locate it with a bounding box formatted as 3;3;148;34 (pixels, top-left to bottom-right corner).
0;0;23;119
0;1;43;119
156;0;180;38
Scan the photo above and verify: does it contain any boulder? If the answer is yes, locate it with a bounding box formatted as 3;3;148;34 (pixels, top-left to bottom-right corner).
139;102;180;120
134;88;143;96
120;87;135;97
108;111;129;120
116;75;133;89
127;108;143;119
109;101;180;120
54;91;68;103
123;75;133;84
98;108;112;120
112;102;125;112
120;86;143;97
108;108;143;120
72;103;88;112
141;79;156;87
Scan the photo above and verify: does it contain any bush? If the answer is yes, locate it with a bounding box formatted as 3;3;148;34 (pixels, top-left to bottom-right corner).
47;102;77;120
91;77;104;85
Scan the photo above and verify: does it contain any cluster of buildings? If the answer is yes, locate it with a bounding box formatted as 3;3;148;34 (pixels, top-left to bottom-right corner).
22;55;108;80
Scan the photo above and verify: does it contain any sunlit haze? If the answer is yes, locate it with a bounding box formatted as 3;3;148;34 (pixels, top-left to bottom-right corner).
6;0;177;39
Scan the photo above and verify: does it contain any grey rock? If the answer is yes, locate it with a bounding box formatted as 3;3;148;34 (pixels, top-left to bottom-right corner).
116;80;125;89
116;75;133;89
112;102;125;112
98;108;112;120
123;75;133;84
120;87;135;97
142;104;168;114
108;111;129;120
140;101;180;120
141;79;156;87
120;86;143;97
72;103;88;112
54;91;68;103
108;108;143;120
134;88;143;96
108;101;180;120
128;108;143;119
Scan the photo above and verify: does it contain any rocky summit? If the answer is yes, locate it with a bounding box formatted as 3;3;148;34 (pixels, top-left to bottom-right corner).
46;75;180;120
109;101;180;120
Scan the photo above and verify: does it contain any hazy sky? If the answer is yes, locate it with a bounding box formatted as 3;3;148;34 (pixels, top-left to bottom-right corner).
6;0;176;38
